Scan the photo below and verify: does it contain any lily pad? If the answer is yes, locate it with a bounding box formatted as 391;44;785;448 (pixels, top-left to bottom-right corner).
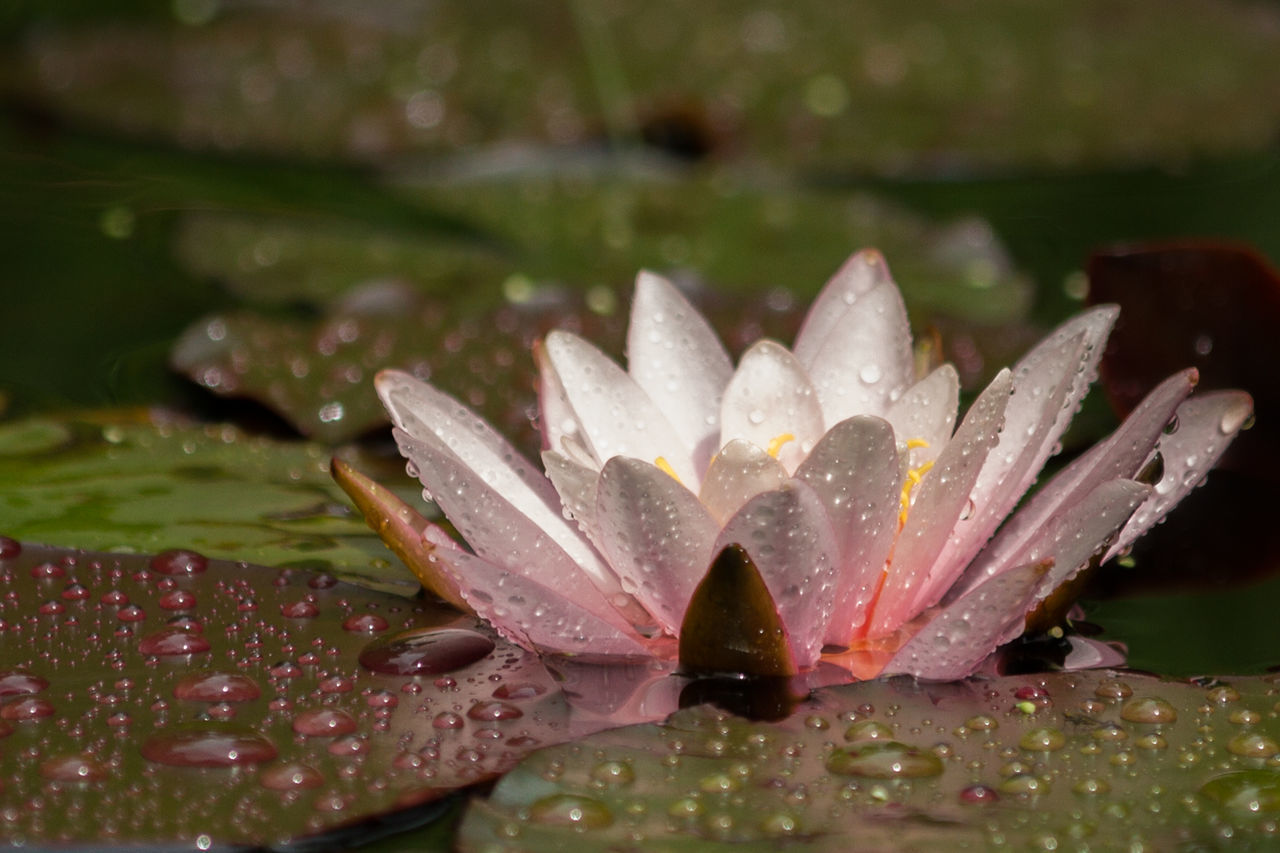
0;411;420;592
10;1;1280;171
0;540;574;848
460;669;1280;849
171;189;1032;443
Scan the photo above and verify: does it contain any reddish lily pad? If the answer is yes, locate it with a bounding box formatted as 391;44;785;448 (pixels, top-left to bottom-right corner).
460;669;1280;850
0;540;573;848
1088;242;1276;475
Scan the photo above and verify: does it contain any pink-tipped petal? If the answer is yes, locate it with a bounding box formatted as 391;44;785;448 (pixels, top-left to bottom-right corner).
792;416;901;642
989;478;1150;645
425;543;652;659
884;364;960;467
922;306;1119;598
545;330;696;485
719;340;825;473
800;281;915;423
714;482;841;669
960;369;1198;594
881;560;1049;681
627;271;734;471
698;439;789;525
793;249;894;366
376;370;613;589
390;426;624;607
1106;389;1254;559
872;369;1013;636
594;457;719;635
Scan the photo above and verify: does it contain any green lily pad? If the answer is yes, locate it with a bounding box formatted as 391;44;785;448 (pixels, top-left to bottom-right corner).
10;1;1280;171
0;541;577;848
460;669;1280;849
0;411;420;592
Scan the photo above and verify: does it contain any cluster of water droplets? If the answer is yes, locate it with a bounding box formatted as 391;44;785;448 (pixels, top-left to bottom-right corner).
0;538;574;846
460;669;1280;848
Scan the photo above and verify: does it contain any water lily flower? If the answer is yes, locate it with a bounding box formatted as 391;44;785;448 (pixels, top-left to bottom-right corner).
370;250;1252;681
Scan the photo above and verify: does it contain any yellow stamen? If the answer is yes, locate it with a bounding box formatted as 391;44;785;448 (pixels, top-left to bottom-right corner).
897;440;935;527
766;433;796;459
654;456;682;484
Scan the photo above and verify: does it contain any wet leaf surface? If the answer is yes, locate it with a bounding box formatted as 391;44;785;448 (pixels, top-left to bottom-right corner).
9;1;1280;172
0;411;420;592
460;669;1280;850
0;540;575;848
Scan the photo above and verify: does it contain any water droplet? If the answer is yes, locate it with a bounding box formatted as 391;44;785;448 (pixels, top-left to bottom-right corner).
1;696;55;720
959;784;999;804
158;590;197;610
1019;727;1066;752
150;549;208;575
1201;770;1280;812
528;794;613;828
292;708;357;737
1073;778;1110;796
844;720;895;742
1228;733;1280;759
139;628;211;656
492;682;547;700
0;670;49;698
590;760;634;787
1120;696;1177;724
259;762;324;791
825;741;944;778
342;613;389;633
173;672;261;703
141;725;278;767
467;701;522;722
40;754;107;783
859;364;882;384
281;600;319;618
999;773;1048;797
0;537;21;559
358;628;494;675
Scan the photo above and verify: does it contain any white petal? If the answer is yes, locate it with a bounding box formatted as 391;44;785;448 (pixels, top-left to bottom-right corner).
871;368;1012;635
545;330;697;486
390;426;625;602
594;457;719;635
698;439;789;525
376;370;615;594
793;249;894;365
792;416;901;642
542;449;601;540
797;275;914;422
922;306;1119;599
884;364;960;467
627;271;734;472
720;340;825;473
534;340;586;458
1107;389;1253;559
991;478;1150;645
714;482;841;669
425;542;651;659
880;560;1047;681
959;368;1196;593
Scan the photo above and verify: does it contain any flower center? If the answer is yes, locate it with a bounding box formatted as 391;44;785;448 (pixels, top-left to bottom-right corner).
898;438;933;527
654;456;682;484
765;432;796;459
